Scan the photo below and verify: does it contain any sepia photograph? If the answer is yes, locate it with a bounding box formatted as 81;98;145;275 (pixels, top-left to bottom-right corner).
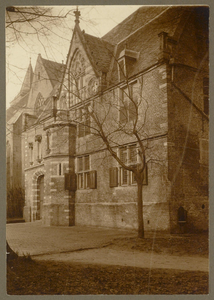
5;4;209;295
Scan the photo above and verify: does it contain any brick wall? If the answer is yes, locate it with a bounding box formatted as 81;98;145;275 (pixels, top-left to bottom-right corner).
168;67;208;233
75;65;171;232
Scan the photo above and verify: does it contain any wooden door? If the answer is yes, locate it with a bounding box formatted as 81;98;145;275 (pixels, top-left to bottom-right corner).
37;175;44;220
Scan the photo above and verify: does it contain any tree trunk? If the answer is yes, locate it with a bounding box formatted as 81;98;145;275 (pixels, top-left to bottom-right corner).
137;181;144;238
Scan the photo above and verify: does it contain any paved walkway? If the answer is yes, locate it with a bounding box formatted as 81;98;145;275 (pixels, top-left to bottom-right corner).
6;221;208;272
35;248;208;272
6;221;136;255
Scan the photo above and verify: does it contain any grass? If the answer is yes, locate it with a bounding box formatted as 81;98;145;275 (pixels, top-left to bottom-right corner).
109;232;209;257
7;257;208;295
7;233;209;295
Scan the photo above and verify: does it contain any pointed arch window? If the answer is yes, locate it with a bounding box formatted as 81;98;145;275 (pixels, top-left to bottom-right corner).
35;92;45;116
68;50;86;107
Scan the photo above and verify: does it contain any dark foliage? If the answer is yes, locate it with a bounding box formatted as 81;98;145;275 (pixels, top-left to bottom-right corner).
7;187;25;219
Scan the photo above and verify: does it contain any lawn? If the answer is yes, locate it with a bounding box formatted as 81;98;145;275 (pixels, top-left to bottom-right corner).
7;232;209;295
7;256;208;295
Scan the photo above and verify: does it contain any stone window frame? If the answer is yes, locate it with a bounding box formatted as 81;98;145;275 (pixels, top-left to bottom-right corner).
68;49;86;107
118;57;126;82
77;106;91;138
28;142;34;165
35;135;42;163
119;81;138;125
51;162;68;177
118;144;138;186
76;155;97;190
77;155;90;189
35;93;45;115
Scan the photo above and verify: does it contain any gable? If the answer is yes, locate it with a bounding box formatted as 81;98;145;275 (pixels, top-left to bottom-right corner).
27;55;64;112
59;29;99;109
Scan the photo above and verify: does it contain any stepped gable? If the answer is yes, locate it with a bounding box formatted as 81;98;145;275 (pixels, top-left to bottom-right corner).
82;32;114;73
41;57;65;87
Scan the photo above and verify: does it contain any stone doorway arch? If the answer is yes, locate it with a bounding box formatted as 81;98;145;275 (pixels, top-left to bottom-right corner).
32;171;44;221
37;175;44;220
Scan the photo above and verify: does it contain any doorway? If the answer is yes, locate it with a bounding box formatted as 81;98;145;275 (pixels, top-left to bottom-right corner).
37;175;44;220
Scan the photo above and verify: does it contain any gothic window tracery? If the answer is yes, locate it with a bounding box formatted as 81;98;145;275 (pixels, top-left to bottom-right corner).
88;77;99;97
35;92;45;116
68;50;86;107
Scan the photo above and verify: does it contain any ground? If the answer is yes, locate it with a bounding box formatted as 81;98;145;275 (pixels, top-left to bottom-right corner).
7;225;209;295
7;258;208;295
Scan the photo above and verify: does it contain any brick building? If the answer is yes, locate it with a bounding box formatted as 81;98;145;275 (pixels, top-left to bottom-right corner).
6;54;64;216
9;6;209;233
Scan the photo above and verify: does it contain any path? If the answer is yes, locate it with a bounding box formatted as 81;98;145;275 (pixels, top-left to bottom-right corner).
34;248;208;272
7;222;208;272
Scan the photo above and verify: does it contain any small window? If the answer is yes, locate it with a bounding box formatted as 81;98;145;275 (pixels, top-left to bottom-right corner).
85;172;90;188
114;144;148;187
78;107;91;137
119;84;137;124
131;171;137;184
120;147;128;164
78;173;84;189
58;163;62;176
29;143;33;165
77;155;96;189
78;157;83;172
121;168;128;185
130;144;137;164
85;155;90;170
109;167;118;187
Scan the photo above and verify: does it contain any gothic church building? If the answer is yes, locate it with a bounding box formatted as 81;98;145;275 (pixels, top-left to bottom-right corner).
7;6;209;233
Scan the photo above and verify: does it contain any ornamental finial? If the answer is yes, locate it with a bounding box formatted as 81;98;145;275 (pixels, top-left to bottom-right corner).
74;6;80;24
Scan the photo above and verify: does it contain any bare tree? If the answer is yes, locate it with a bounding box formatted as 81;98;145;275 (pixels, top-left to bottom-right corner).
55;56;165;238
6;6;73;45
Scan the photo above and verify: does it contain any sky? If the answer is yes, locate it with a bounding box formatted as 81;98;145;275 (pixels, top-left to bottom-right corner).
6;5;143;108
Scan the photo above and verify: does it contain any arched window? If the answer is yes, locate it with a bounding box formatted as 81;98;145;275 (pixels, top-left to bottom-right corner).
35;92;44;116
67;50;86;107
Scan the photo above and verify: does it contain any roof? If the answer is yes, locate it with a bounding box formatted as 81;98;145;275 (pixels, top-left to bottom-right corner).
35;82;61;122
7;111;22;125
102;6;171;44
6;92;29;122
82;32;114;73
101;6;206;85
7;56;65;124
19;62;34;96
41;57;65;86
